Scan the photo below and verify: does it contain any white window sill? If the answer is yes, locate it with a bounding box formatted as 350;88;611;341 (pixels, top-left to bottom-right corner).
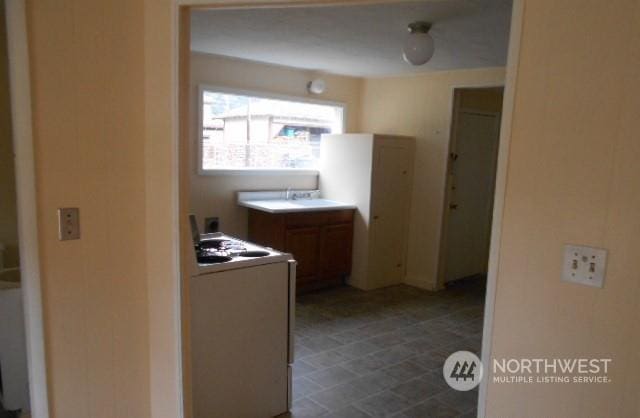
198;168;319;176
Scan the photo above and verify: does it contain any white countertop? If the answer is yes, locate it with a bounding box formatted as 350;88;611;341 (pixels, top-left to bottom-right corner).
237;190;356;214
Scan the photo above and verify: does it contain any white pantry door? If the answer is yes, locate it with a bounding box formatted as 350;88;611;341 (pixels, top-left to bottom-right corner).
370;143;412;288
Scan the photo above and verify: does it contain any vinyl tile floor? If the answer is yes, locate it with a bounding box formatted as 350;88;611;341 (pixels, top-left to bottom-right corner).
0;407;22;418
289;279;485;418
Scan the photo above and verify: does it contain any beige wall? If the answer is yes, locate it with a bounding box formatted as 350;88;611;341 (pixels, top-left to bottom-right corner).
0;0;18;269
24;1;640;418
486;1;640;416
28;1;150;417
360;68;506;290
189;52;363;238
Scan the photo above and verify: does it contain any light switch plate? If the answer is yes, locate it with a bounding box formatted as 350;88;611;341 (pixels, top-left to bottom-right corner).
562;244;607;288
58;208;80;241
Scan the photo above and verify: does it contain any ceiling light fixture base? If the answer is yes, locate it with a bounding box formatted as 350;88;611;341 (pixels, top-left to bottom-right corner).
407;21;432;34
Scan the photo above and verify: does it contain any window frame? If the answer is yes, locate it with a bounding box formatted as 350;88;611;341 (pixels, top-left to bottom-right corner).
197;84;347;176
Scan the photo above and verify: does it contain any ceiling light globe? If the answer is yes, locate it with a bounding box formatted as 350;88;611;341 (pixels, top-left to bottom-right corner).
402;31;434;66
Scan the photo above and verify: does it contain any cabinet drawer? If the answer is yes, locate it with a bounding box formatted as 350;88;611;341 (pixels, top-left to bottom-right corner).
327;209;354;224
285;209;354;228
285;212;328;228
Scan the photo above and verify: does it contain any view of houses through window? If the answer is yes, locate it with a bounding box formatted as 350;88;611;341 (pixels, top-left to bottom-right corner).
201;89;344;170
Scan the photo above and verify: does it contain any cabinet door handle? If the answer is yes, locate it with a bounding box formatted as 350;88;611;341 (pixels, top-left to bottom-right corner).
373;215;379;220
449;204;458;210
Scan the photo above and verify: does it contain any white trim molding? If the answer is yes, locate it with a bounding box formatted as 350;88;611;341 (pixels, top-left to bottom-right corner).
5;0;50;417
478;1;524;417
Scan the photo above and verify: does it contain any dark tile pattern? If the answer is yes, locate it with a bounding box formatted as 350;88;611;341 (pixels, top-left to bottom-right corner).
289;280;485;417
0;403;21;418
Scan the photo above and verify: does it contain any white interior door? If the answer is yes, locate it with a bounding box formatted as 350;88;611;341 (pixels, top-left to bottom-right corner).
370;144;412;288
444;110;501;282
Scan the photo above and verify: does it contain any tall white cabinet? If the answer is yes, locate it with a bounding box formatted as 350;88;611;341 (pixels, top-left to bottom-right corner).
319;134;415;290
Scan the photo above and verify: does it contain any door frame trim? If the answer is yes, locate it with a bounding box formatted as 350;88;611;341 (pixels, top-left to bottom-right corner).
477;1;524;416
5;1;50;416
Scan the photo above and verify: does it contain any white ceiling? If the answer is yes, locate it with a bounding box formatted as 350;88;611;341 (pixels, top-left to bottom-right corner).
190;0;512;77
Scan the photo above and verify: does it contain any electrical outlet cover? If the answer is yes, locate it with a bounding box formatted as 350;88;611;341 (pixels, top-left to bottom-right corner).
58;207;80;241
562;244;607;288
204;217;219;233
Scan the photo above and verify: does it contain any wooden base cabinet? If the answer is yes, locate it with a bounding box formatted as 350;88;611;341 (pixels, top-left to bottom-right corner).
285;226;321;283
248;209;354;292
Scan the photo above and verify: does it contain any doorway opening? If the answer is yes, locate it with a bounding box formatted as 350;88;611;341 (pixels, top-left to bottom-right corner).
180;2;513;417
440;86;504;288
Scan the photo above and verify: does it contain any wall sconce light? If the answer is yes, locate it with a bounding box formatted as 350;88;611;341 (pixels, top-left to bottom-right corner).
307;79;326;95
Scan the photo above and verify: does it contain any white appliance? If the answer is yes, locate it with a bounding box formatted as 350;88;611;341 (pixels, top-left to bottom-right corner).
188;217;295;418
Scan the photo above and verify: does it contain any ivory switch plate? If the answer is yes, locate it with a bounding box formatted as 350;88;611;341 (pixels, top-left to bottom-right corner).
562;244;607;288
58;208;80;240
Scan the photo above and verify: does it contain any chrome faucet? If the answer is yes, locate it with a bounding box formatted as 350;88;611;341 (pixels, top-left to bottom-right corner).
285;187;292;200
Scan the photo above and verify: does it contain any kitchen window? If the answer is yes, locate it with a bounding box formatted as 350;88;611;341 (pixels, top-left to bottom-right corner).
199;86;345;174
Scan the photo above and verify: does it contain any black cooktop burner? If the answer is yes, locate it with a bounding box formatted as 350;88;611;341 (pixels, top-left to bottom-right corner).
196;239;248;263
197;254;233;264
240;250;270;258
195;237;274;264
199;239;246;251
